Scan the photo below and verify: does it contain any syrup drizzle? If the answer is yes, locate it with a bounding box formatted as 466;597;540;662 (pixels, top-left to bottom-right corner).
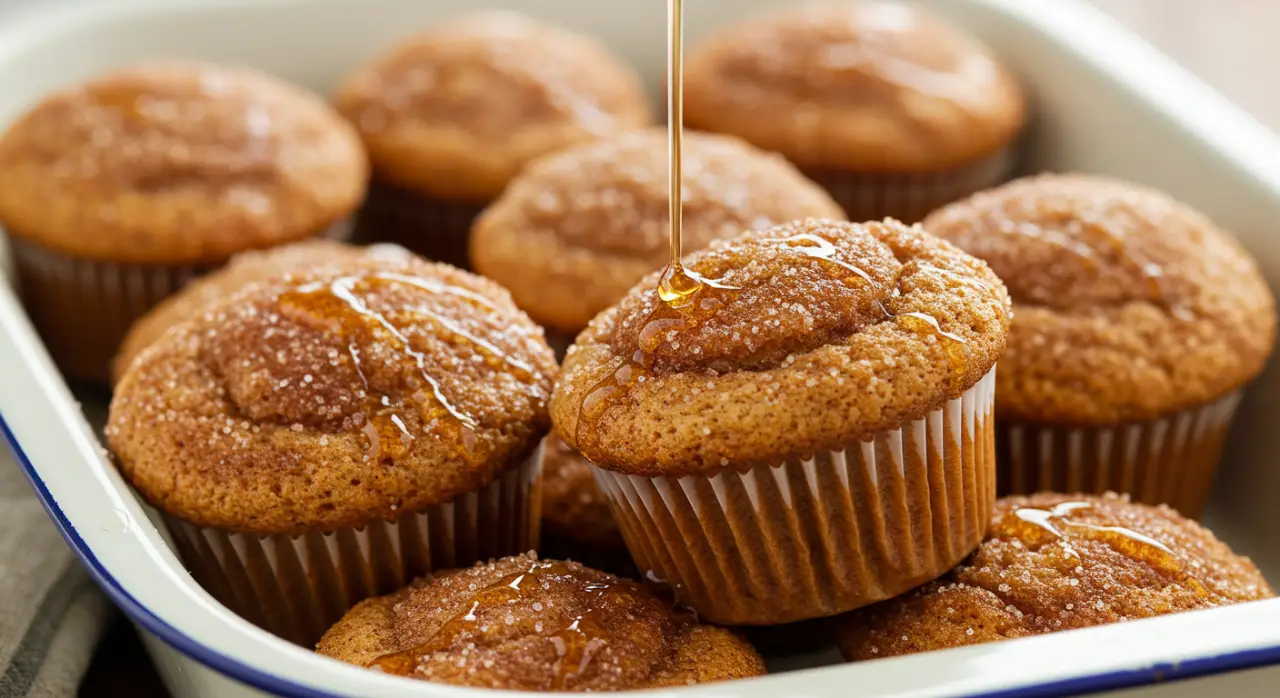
657;0;701;306
1007;501;1187;577
369;560;637;689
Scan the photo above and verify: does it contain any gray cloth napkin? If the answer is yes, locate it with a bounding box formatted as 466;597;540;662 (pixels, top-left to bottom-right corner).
0;453;114;698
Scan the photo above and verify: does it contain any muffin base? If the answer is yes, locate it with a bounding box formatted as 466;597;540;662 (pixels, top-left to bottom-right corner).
162;444;543;647
592;369;997;625
353;180;482;270
8;221;352;386
998;392;1241;519
807;148;1016;225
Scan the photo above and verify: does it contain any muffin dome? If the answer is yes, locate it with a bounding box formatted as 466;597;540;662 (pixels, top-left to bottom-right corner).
683;0;1024;173
838;493;1274;660
923;174;1277;425
470;128;845;334
112;240;412;383
107;256;557;534
552;218;1011;475
0;61;366;264
333;11;652;202
317;552;766;689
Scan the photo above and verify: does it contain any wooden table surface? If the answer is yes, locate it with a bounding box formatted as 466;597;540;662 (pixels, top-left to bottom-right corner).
75;2;1278;696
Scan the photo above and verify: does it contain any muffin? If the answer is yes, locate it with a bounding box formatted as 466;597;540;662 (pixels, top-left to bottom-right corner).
683;0;1025;224
317;552;766;689
551;219;1012;625
0;61;367;384
106;255;557;645
471;128;845;350
923;174;1277;517
333;11;652;268
838;493;1274;660
112;240;411;383
538;434;632;575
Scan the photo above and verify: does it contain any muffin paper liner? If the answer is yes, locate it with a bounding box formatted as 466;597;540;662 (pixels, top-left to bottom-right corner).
592;368;997;625
808;147;1016;225
354;180;483;271
998;391;1241;519
7;221;351;386
162;443;543;647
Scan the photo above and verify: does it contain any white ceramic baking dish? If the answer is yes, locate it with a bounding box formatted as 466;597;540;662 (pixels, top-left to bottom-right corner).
4;0;1280;696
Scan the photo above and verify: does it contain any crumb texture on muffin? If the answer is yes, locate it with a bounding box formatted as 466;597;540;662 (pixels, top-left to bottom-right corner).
112;241;412;383
316;553;765;690
683;0;1025;172
471;128;845;332
838;492;1274;661
333;11;652;201
0;61;367;263
551;218;1011;476
924;174;1277;425
107;256;557;534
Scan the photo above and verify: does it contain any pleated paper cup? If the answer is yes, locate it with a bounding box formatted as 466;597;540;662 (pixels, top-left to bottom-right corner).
8;221;352;386
998;392;1241;519
162;444;543;647
592;369;997;626
353;180;483;271
808;148;1016;225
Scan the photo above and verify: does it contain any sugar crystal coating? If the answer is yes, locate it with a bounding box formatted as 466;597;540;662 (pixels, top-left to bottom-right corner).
838;493;1274;661
0;61;367;263
316;552;765;690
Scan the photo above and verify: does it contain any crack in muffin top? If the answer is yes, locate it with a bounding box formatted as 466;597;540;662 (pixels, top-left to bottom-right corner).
470;128;844;333
551;219;1010;476
107;256;557;534
924;174;1276;425
316;553;765;690
0;61;367;264
838;493;1274;661
333;11;652;200
682;0;1025;172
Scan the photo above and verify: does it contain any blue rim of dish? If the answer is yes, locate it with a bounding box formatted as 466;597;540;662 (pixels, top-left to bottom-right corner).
6;414;1280;697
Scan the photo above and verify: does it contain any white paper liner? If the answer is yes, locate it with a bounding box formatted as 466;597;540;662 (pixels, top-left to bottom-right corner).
809;147;1016;224
999;391;1241;518
7;220;351;385
162;443;543;647
592;369;997;625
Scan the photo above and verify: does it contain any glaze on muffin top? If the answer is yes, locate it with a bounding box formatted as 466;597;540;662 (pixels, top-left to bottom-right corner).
333;11;652;201
0;61;366;264
551;219;1010;476
107;257;557;534
924;174;1277;425
838;493;1274;661
470;128;844;332
683;0;1024;172
316;553;765;690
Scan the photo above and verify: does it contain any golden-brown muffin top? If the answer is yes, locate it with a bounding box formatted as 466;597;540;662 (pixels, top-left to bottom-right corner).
106;257;557;534
316;553;765;690
924;174;1277;425
0;62;367;264
112;240;413;384
839;493;1273;661
471;128;845;333
333;11;652;201
683;0;1025;172
551;219;1010;476
541;435;624;552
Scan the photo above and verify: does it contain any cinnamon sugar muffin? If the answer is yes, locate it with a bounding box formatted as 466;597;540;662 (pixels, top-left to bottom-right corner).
317;552;765;689
683;0;1025;224
112;240;411;383
0;61;367;384
334;11;652;268
923;174;1277;517
471;128;844;348
551;219;1012;624
538;434;631;574
107;255;557;645
838;493;1274;660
